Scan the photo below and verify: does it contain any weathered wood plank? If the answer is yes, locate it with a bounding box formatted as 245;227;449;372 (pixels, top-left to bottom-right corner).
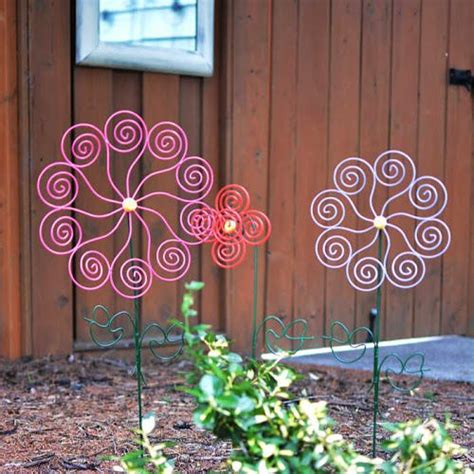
325;0;362;332
141;73;180;329
414;0;449;336
265;0;298;352
0;0;21;358
385;0;421;339
179;77;203;314
356;0;392;339
441;0;473;335
29;0;73;355
73;67;115;344
201;0;223;331
227;0;272;353
293;0;331;346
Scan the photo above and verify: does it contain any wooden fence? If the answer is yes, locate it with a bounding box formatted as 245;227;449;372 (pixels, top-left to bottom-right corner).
0;0;472;357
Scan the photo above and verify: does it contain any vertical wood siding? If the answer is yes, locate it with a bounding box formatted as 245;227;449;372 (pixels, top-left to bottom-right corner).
222;0;473;352
16;0;473;356
0;0;21;358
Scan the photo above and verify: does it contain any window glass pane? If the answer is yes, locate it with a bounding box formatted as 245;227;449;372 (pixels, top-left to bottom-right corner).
99;0;198;51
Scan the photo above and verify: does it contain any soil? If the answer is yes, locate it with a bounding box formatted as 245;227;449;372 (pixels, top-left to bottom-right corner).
0;354;472;473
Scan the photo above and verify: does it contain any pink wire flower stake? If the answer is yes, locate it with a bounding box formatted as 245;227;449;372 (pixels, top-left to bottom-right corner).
37;110;214;434
310;150;451;456
186;184;275;358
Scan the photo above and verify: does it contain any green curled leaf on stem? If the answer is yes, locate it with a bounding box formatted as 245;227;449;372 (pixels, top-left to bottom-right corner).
84;304;135;349
322;321;373;364
139;321;184;362
378;351;427;392
256;315;314;356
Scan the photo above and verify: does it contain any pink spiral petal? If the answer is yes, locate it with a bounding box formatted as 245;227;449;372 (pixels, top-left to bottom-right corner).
148;121;188;162
112;258;153;299
39;211;82;255
104;110;147;153
61;123;104;168
70;250;111;291
37;164;79;208
155;239;191;281
180;202;216;243
176;156;214;197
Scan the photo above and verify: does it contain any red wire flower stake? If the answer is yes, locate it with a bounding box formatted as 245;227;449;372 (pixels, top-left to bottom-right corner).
186;184;273;357
311;150;451;456
37;110;214;433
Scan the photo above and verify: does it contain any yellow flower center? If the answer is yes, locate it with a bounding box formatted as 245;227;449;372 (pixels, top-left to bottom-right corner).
122;197;138;213
373;216;387;230
223;219;237;234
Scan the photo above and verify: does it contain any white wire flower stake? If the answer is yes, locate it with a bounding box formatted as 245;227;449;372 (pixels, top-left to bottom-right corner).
310;150;451;456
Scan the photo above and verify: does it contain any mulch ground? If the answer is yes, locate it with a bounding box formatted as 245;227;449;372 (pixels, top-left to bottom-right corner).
0;354;472;473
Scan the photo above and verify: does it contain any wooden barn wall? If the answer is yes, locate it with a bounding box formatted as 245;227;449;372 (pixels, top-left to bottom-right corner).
15;0;473;357
19;0;224;356
223;0;473;353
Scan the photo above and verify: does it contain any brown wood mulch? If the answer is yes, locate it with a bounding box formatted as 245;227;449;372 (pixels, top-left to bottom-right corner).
0;354;472;473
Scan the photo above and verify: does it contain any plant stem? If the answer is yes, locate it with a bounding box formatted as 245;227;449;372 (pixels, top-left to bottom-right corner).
127;217;143;435
251;246;259;359
372;230;384;457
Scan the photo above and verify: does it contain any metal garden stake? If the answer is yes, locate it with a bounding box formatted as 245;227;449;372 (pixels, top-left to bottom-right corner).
310;150;451;456
185;184;272;358
36;110;215;433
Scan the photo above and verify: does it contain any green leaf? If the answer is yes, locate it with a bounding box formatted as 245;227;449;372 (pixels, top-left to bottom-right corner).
199;374;223;398
185;281;205;291
236;396;255;414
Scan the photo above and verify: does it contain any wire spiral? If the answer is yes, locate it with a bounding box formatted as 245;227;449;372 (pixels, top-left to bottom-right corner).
84;305;183;361
37;110;215;299
185;184;271;269
256;315;314;355
310;150;451;291
155;239;191;281
148;121;188;162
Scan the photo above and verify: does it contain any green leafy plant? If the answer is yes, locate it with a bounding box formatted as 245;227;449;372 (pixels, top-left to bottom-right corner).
179;282;378;473
179;282;470;474
110;413;174;474
381;418;469;473
111;282;470;474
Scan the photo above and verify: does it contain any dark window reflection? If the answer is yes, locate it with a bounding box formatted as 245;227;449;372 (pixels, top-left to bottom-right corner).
100;0;198;51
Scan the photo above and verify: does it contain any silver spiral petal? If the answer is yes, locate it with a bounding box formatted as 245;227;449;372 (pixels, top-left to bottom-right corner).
333;157;373;196
414;219;451;259
310;190;347;228
374;150;416;188
315;229;353;269
408;176;448;219
386;251;425;289
346;255;385;292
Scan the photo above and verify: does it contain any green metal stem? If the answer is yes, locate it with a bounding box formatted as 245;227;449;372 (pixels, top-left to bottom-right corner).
127;218;143;435
372;230;384;457
251;246;259;359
